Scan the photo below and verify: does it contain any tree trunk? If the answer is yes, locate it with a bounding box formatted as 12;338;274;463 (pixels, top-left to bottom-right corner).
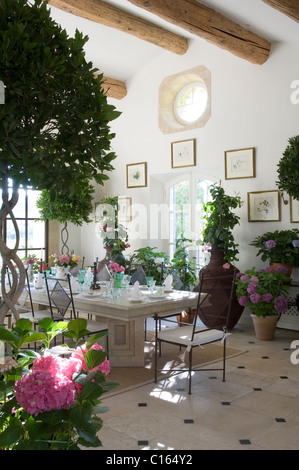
0;175;25;323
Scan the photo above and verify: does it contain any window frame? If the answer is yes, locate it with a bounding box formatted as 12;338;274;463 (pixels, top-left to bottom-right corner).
3;181;48;261
165;172;219;262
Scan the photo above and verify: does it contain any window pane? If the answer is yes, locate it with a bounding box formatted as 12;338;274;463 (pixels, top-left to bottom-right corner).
28;190;41;218
27;219;45;249
7;219;26;249
9;188;26;218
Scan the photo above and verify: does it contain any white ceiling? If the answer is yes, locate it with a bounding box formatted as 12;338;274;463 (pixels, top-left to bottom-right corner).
47;0;299;83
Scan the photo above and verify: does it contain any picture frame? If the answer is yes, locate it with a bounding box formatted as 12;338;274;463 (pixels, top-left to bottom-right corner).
248;190;281;222
171;139;196;169
126;162;147;188
290;197;299;223
225;147;255;180
118;197;132;222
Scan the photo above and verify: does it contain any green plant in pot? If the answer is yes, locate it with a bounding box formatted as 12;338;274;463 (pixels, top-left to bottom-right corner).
200;184;243;329
235;266;290;340
251;229;299;277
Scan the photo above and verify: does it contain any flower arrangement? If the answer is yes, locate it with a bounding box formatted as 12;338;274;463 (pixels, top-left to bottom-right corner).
22;254;47;273
251;229;299;266
0;317;117;450
49;250;80;271
109;262;125;277
235;266;290;318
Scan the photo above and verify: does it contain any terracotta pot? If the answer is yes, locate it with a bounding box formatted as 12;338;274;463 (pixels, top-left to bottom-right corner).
196;249;244;329
251;313;280;341
177;308;196;326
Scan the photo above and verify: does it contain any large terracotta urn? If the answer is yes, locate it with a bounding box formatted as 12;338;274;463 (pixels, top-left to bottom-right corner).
196;249;244;329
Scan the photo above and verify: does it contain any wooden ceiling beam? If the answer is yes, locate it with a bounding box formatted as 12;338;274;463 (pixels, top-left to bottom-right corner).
101;76;127;100
127;0;271;64
48;0;188;55
261;0;299;23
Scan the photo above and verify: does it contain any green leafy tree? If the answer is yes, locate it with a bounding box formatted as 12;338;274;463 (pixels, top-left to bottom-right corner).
0;0;120;322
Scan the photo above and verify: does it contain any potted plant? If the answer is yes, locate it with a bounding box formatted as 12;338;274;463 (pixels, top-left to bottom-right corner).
251;229;299;277
0;317;117;449
128;246;168;284
200;184;243;329
277;135;299;200
235;266;290;340
202;184;242;263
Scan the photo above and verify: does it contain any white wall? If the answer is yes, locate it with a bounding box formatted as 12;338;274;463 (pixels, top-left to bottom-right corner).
73;37;299;270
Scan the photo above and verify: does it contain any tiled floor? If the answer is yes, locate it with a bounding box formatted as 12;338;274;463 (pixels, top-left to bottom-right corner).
98;322;299;451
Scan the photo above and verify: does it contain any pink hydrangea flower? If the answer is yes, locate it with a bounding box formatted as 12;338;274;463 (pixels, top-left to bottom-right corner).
238;296;248;307
250;293;261;304
14;369;77;416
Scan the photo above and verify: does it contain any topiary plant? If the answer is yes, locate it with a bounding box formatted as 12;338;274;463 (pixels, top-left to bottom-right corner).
277;135;299;200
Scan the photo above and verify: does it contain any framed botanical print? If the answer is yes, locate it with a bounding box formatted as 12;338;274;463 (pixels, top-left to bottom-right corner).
248;190;281;222
225;147;255;180
171;139;196;168
126;162;147;188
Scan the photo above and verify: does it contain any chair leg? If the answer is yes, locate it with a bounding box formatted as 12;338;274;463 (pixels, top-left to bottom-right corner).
154;315;158;383
188;348;193;395
222;338;227;382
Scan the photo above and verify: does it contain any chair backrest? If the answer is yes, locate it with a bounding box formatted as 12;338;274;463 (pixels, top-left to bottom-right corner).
194;269;237;331
96;264;111;282
129;264;148;285
44;274;76;319
160;263;187;290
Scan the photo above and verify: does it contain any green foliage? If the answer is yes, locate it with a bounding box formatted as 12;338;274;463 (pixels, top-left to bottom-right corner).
251;229;299;266
171;239;196;289
97;196;129;264
0;317;117;450
277;135;299;200
0;0;120;198
129;246;168;283
202;184;242;263
36;184;95;225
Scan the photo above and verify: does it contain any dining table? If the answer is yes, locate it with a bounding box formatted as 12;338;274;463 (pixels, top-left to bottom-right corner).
30;285;201;367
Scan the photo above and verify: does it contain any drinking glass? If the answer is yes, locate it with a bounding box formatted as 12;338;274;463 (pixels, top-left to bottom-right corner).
77;269;85;291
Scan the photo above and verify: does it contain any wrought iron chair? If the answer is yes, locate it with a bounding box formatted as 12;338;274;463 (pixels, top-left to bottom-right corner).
10;270;51;325
154;269;237;394
44;274;109;354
